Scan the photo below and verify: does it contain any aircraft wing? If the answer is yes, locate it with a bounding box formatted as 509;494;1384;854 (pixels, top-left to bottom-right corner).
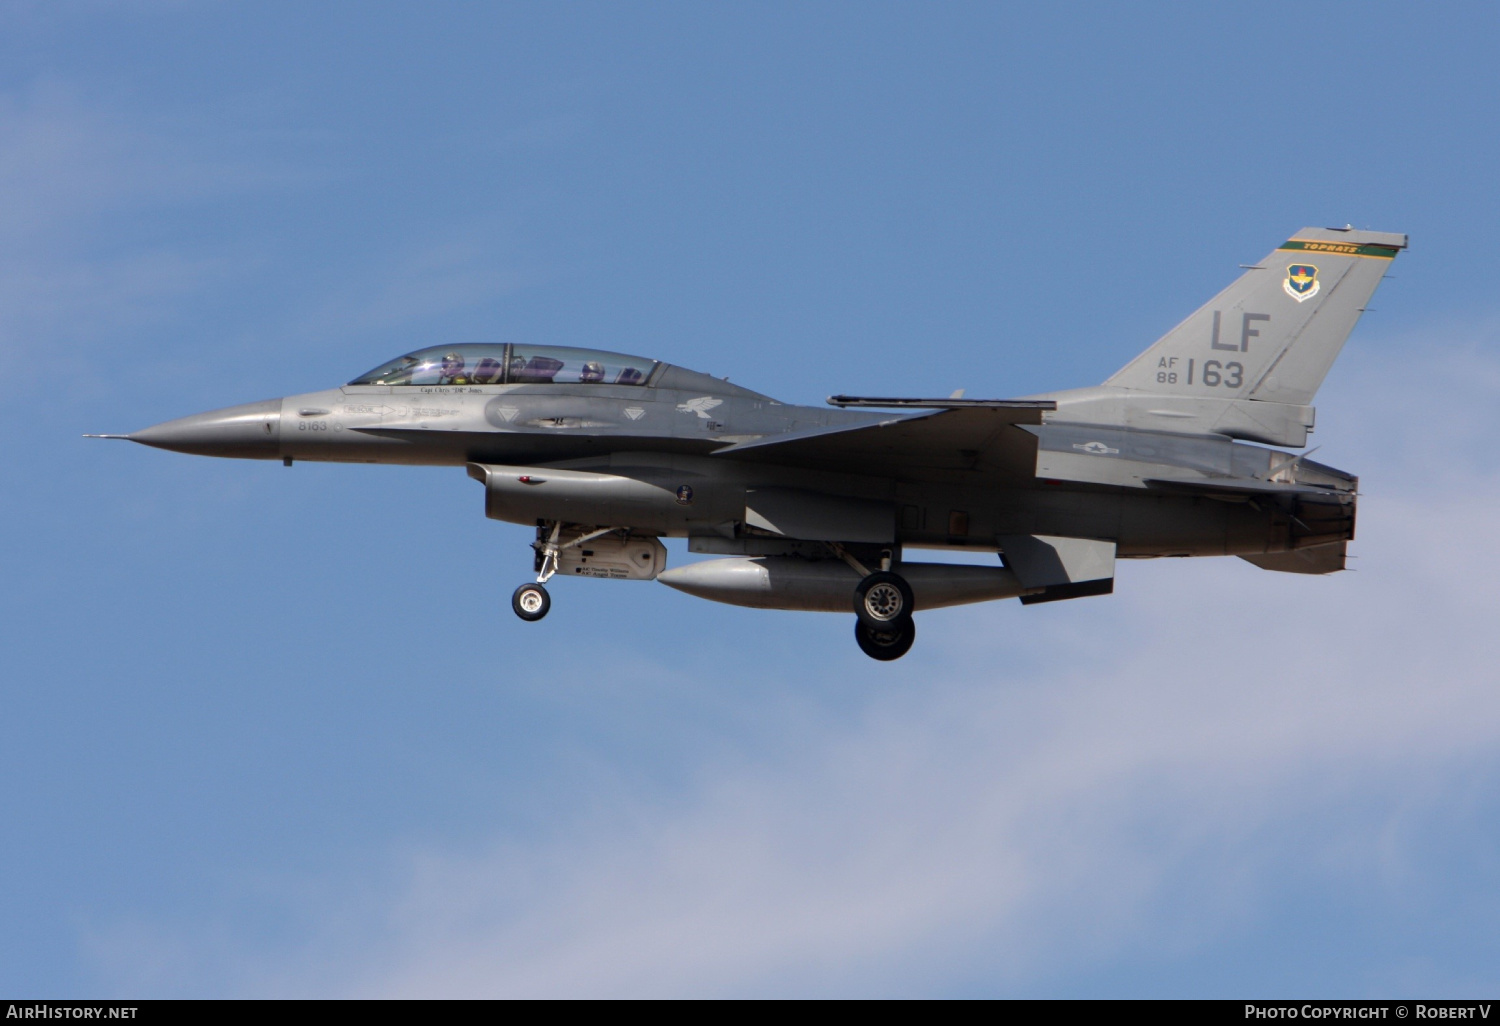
712;400;1054;479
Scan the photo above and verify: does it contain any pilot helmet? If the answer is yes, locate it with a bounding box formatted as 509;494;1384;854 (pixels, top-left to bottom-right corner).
441;352;465;375
581;361;605;382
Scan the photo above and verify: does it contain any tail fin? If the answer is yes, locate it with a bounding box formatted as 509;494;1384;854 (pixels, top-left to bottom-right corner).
1105;227;1406;405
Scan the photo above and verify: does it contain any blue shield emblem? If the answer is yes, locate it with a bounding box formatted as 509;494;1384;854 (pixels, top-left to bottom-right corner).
1283;264;1319;302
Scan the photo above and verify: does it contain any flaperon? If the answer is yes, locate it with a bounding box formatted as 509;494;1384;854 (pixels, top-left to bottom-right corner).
94;227;1405;660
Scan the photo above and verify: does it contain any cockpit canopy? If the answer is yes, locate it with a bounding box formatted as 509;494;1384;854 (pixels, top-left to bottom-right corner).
348;344;659;387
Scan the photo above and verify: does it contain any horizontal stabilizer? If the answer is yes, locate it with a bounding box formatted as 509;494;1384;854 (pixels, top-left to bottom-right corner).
1241;542;1347;574
1143;477;1347;502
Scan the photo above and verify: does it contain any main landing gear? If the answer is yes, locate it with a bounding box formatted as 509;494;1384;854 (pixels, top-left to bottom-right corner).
833;541;917;661
851;569;916;661
854;614;915;660
854;570;914;629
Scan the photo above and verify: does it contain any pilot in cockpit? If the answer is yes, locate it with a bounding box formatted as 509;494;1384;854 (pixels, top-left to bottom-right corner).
580;361;606;383
438;352;470;385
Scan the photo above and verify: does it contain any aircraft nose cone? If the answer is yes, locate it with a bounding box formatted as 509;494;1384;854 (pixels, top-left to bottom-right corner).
130;398;283;459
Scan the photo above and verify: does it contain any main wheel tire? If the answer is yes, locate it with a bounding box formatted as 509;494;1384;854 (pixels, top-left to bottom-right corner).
512;582;551;622
853;570;915;629
854;615;915;661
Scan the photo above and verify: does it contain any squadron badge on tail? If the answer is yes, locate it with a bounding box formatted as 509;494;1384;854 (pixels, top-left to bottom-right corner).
1284;264;1320;302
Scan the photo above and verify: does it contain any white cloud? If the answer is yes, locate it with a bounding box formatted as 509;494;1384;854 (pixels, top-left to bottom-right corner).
90;340;1500;997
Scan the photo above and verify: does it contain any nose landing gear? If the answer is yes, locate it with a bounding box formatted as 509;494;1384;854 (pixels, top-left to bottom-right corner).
511;521;657;622
512;582;551;621
511;520;570;623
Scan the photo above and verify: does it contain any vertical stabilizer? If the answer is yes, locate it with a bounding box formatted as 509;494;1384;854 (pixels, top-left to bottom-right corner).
1105;228;1406;405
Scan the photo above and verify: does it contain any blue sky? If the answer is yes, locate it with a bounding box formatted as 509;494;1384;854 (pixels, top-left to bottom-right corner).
4;1;1500;997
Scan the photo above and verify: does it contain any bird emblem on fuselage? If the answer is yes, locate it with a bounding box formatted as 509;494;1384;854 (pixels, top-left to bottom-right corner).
677;396;724;419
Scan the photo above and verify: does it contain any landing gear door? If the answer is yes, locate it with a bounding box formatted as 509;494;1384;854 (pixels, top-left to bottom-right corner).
998;535;1116;605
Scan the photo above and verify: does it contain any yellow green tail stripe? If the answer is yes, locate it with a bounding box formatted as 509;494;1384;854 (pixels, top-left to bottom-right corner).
1280;239;1401;259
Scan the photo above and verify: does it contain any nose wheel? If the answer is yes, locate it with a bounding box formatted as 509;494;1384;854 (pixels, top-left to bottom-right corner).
513;521;565;623
512;582;551;622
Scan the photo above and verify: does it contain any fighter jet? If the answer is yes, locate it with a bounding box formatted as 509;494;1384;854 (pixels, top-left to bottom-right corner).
94;227;1405;659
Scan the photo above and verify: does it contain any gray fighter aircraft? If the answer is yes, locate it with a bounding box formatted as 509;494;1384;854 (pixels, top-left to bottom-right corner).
95;227;1405;659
